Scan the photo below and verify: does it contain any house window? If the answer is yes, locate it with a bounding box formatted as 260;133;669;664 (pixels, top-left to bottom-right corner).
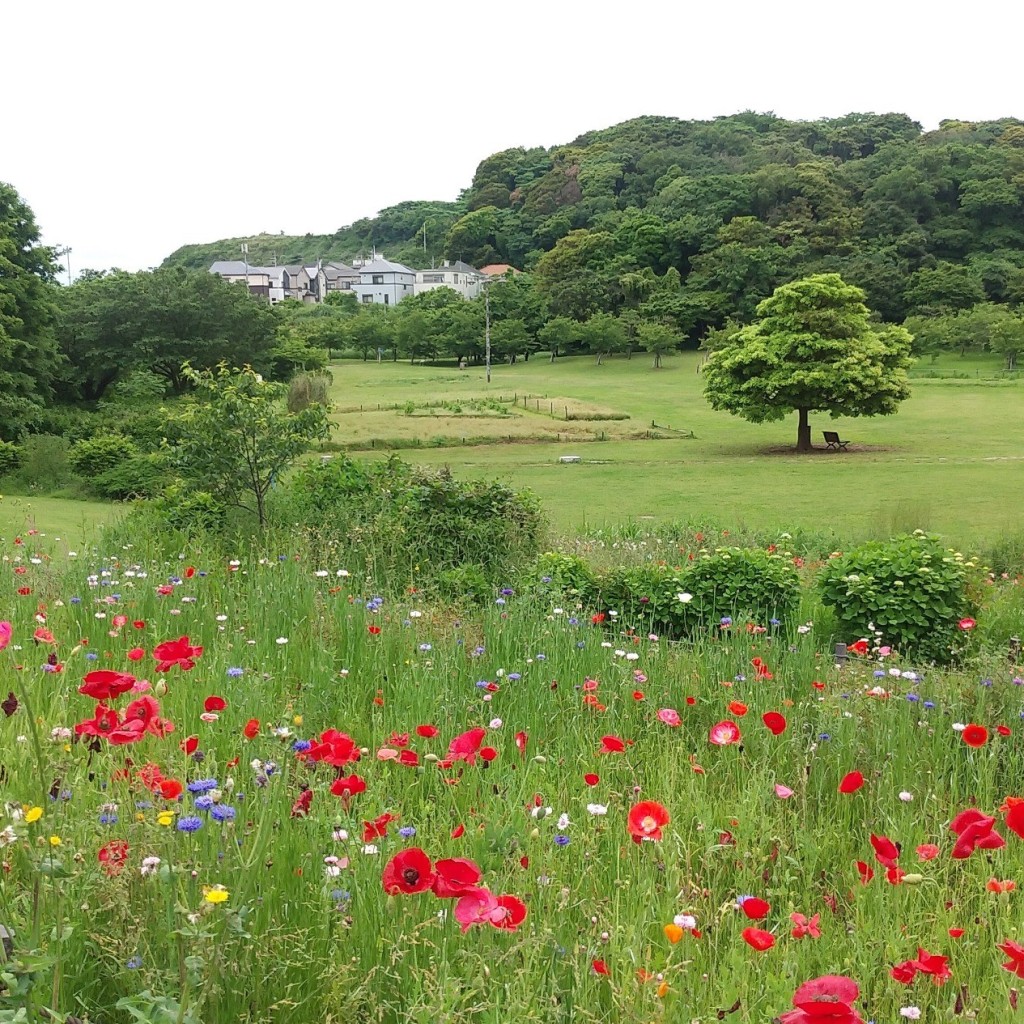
423;274;445;283
362;295;373;304
384;294;389;305
372;274;384;285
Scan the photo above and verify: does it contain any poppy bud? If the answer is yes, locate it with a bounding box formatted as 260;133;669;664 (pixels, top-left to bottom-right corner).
530;828;540;839
533;755;547;764
902;873;924;885
154;681;167;697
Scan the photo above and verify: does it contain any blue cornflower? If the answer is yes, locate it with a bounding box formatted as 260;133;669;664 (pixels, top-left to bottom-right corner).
769;618;781;627
126;956;142;970
495;598;506;606
507;673;521;681
720;616;732;627
264;761;278;776
554;835;570;846
981;678;993;688
923;701;936;709
568;617;579;626
227;667;244;678
475;680;490;689
418;643;432;652
576;641;586;649
292;740;312;753
874;670;887;678
99;812;118;825
398;826;417;838
187;778;219;794
176;816;203;833
500;588;515;596
211;805;235;822
536;654;546;661
906;693;920;703
540;576;552;584
194;796;214;811
818;733;831;742
70;597;82;604
86;652;99;661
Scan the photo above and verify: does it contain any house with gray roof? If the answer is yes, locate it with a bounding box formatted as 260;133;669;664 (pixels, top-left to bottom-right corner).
351;255;416;307
415;259;484;300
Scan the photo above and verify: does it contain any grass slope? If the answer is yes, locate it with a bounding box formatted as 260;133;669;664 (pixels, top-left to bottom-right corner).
326;353;1024;543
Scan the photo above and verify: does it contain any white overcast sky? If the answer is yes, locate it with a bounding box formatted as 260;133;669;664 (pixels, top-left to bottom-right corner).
7;0;1022;276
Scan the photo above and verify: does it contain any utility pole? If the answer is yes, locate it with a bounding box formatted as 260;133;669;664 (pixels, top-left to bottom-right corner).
53;245;72;285
241;242;250;293
484;280;491;384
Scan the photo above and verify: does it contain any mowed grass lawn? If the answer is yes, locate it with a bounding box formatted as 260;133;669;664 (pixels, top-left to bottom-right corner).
328;353;1024;542
0;494;116;544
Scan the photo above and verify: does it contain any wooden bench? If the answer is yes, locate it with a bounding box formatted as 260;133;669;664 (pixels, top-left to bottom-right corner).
823;430;849;451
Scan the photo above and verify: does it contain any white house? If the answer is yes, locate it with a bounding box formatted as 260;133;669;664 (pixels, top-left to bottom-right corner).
415;259;484;300
210;260;322;305
322;261;360;295
351;256;416;307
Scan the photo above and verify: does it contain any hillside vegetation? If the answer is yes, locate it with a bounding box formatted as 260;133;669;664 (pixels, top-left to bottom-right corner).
163;112;1024;330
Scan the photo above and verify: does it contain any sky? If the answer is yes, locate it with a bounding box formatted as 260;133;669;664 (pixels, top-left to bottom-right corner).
7;0;1023;276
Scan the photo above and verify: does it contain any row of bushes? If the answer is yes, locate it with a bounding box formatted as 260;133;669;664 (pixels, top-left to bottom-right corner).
533;532;980;664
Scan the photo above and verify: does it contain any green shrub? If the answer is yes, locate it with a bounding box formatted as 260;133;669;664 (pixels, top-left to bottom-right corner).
0;440;22;478
159;489;228;535
818;532;977;663
68;434;138;479
110;369;167;403
594;547;801;638
285;455;544;587
13;434;72;488
287;372;332;413
532;552;598;601
92;452;170;500
433;565;493;604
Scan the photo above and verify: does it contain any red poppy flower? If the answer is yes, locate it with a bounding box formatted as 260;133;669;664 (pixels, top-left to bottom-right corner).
159;779;183;800
438;727;487;768
98;839;130;877
367;625;381;635
740;897;771;920
632;690;645;700
848;639;869;656
74;703;120;737
658;708;682;727
1003;796;1024;839
950;808;1005;859
998;939;1024;979
728;701;748;717
132;620;145;630
592;959;610;976
958;617;976;631
363;813;396;841
491;894;527;930
961;724;988;748
184;566;195;578
838;771;864;795
79;670;136;701
514;731;527;756
450;824;465;839
742;927;775;951
204;696;227;712
886;866;906;885
243;718;260;739
870;833;900;869
303;729;360;766
180;735;198;756
127;647;145;661
762;711;787;735
891;961;918;984
987;878;1016;893
584;773;599;786
916;843;940;861
152;636;203;672
627;800;670;842
291;789;313;817
416;724;438;738
790;912;821;940
997;725;1012;737
709;720;741;746
780;974;863;1024
479;747;498;762
382;847;435;895
398;749;419;767
432;857;482;898
598;735;626;754
912;948;952;984
330;774;366;798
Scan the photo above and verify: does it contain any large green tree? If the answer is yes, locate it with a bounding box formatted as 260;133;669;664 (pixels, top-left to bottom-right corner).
55;267;278;398
0;182;61;438
702;273;913;451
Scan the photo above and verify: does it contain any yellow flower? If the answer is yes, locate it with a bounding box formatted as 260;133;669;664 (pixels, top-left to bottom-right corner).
157;811;176;826
204;887;229;904
293;715;303;727
49;835;62;847
24;806;43;824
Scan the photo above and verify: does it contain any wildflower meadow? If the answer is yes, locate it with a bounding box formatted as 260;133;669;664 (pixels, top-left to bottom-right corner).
2;533;1024;1023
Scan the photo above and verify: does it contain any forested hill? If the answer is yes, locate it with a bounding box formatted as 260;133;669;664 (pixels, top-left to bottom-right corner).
163;111;1024;324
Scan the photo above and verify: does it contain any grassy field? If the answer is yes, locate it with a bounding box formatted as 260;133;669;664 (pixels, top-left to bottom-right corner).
327;353;1024;543
0;493;116;544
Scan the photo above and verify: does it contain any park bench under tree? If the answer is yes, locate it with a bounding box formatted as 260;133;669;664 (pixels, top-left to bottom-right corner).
822;430;849;451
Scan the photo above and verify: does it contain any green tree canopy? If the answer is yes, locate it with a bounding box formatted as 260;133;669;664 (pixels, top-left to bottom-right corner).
168;364;330;527
0;182;61;438
702;273;913;450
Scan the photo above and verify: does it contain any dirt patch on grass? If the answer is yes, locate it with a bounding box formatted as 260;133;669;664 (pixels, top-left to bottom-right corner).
761;443;898;456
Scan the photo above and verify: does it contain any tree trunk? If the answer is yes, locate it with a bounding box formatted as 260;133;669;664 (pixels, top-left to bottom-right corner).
797;407;812;451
